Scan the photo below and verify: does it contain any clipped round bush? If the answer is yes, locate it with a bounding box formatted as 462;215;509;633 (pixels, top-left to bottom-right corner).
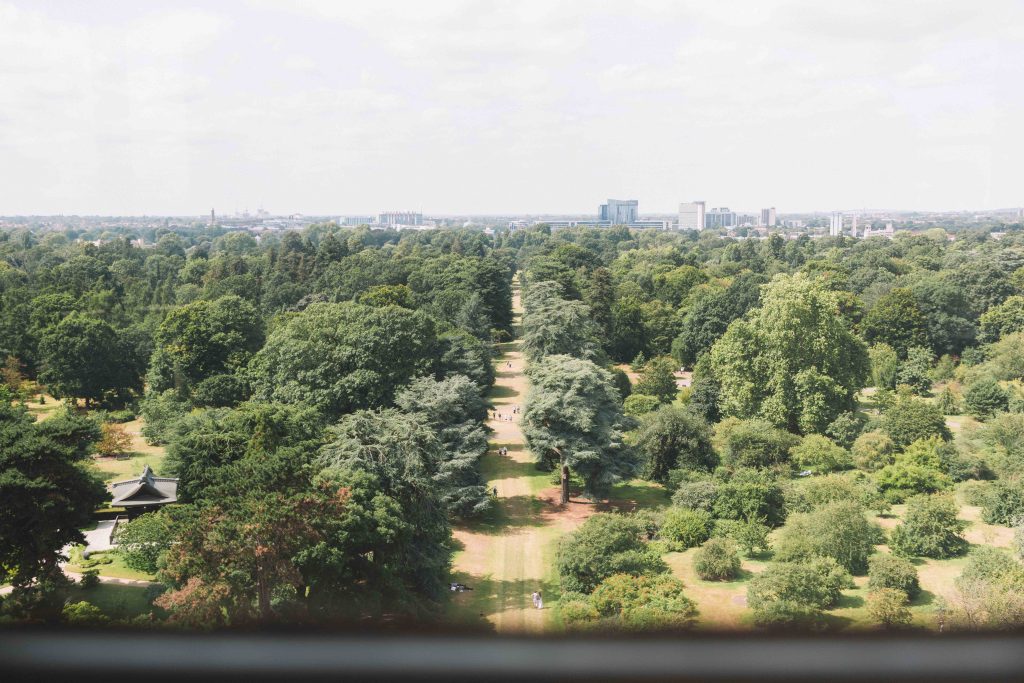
670;476;718;512
867;554;920;599
866;588;912;628
889;494;968;559
694;538;742;581
659;507;713;551
852;431;896;471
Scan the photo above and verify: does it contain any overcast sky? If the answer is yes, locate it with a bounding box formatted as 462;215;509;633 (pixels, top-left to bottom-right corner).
1;1;1022;216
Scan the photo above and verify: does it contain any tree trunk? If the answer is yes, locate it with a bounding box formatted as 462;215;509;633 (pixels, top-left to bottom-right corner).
560;465;570;505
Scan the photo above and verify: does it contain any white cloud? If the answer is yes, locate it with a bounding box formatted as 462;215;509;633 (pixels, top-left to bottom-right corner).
0;0;1022;214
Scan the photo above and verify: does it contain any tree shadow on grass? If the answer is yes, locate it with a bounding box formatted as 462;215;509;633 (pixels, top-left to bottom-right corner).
910;588;936;607
601;481;671;512
835;593;865;609
745;550;775;563
820;612;857;631
478;446;546;482
445;572;563;630
457;495;561;535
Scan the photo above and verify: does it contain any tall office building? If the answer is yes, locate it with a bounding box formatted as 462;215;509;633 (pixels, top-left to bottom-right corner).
759;207;777;227
598;199;639;224
705;207;736;229
851;215;858;238
829;212;844;237
678;201;706;230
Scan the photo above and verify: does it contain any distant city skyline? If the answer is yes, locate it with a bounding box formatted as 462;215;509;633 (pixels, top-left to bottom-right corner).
1;1;1022;215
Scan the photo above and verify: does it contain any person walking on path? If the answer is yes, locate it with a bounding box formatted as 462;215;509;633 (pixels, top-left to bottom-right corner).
531;591;539;609
536;591;543;609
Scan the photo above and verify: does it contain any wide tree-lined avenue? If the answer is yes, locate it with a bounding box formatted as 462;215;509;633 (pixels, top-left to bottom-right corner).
450;278;573;632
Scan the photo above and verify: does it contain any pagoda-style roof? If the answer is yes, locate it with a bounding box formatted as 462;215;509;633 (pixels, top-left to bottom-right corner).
109;465;178;508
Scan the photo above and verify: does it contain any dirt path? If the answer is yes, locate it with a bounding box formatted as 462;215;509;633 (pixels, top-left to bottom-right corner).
450;279;561;633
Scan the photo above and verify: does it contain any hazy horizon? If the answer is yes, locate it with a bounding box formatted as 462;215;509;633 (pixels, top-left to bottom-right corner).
2;1;1022;216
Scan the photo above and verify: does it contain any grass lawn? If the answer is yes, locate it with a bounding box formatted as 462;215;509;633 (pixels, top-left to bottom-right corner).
63;583;154;620
24;393;63;421
664;548;766;631
91;451;168;483
606;479;671;511
65;546;157;582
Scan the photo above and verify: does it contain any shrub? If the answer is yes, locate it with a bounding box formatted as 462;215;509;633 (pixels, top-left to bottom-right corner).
890;494;968;559
659;508;713;551
589;573;698;630
79;569;100;589
786;473;888;515
104;409;137;423
964;376;1010;420
825;412;865;449
958;479;992;507
875;439;951;500
980;481;1024;526
719;418;799;469
559;596;600;626
694;538;741;581
747;558;851;628
96;422;133;457
610;368;632;401
712;468;787;527
867;588;913;628
948;546;1024;629
712;517;772;555
852;431;896;471
869;343;899;390
114;510;175;574
670;474;718;511
867;554;920;599
558;514;667;593
881;395;951;449
931;355;957;383
774;501;879;573
624;394;660;417
62;601;109;625
791;435;853;474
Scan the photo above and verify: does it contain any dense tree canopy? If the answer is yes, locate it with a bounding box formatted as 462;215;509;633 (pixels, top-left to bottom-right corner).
0;403;105;589
710;274;870;434
38;312;141;405
521;281;601;362
523;355;635;502
149;295;263;398
248;302;440;418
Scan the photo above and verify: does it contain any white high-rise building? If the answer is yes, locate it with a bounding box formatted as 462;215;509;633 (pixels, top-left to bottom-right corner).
678;201;706;230
829;212;844;237
759;207;777;227
851;215;858;238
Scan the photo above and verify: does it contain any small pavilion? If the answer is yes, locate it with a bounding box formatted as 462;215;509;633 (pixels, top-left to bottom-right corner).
109;465;178;512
